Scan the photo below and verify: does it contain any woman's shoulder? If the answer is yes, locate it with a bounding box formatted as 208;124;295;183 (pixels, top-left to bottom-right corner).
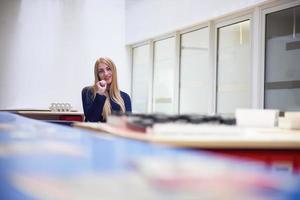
120;90;131;99
82;86;94;100
82;86;93;94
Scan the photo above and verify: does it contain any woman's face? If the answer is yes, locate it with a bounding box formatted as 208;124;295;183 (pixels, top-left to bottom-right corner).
97;63;113;85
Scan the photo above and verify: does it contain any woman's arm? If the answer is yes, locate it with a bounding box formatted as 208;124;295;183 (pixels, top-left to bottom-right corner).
82;87;106;122
122;92;132;112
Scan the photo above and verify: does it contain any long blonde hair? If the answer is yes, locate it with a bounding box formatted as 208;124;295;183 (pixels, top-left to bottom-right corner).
93;57;125;120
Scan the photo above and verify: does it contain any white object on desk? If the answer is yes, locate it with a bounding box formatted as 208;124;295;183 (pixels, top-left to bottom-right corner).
285;112;300;119
278;112;300;130
50;103;72;112
235;109;279;128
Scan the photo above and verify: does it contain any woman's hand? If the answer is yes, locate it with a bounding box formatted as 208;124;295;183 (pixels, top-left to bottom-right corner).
95;80;107;95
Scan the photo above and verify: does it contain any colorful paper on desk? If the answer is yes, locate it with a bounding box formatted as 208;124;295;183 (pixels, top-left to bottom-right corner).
12;173;163;200
2;112;300;200
0;141;85;157
11;155;300;200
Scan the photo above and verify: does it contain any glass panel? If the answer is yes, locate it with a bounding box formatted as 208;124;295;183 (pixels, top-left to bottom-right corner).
217;20;251;114
265;88;300;111
180;27;210;114
153;37;176;114
132;44;150;113
265;6;300;111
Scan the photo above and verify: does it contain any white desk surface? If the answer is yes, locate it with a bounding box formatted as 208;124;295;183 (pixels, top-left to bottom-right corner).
74;122;300;149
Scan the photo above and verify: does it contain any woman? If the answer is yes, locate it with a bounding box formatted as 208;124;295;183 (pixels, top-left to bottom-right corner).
82;57;132;122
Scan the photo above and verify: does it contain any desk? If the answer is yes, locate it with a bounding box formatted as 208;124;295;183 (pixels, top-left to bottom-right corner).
1;109;84;122
1;112;300;199
74;122;300;173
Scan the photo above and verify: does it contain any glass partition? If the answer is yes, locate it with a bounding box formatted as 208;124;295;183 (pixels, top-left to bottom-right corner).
264;6;300;111
153;37;176;114
217;20;251;114
180;28;210;114
132;44;150;113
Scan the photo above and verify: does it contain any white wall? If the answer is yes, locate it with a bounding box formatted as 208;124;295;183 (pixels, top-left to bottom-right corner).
0;0;129;111
125;0;270;44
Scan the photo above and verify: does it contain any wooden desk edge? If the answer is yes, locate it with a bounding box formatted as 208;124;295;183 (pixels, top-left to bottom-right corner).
73;122;300;149
16;111;83;115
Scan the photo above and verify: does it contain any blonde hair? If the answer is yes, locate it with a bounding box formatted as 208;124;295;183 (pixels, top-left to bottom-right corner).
93;57;125;120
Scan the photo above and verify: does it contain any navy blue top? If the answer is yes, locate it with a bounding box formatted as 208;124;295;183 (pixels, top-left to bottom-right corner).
82;86;132;122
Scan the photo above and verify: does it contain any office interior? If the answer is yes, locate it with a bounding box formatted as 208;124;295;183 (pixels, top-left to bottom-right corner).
1;0;300;199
